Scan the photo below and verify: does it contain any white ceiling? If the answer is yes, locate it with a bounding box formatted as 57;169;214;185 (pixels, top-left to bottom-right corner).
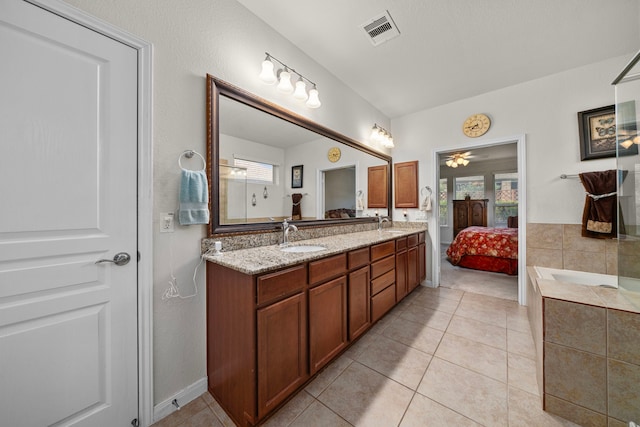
237;0;640;119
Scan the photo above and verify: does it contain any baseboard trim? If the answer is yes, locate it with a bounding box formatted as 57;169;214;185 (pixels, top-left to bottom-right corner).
153;377;208;423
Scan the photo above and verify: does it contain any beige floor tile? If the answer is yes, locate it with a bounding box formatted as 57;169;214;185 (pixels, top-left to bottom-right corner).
318;362;414;427
399;393;482;427
435;333;507;382
382;315;444;355
399;303;453;331
506;304;532;332
417;357;508;426
180;407;224;427
410;291;461;313
454;298;508;328
421;285;465;302
508;352;540;395
355;334;432;390
289;400;352;427
202;393;235;427
446;314;507;349
261;391;315;427
508;387;581;426
508;328;536;359
305;355;353;397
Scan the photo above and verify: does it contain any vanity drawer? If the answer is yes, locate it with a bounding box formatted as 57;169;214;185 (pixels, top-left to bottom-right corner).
407;234;419;247
395;237;407;251
371;284;396;322
371;269;395;296
370;255;395;279
370;240;395;262
348;248;370;270
257;264;307;305
309;253;347;286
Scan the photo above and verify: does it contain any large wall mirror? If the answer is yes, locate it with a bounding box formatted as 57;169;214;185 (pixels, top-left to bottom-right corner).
206;75;391;235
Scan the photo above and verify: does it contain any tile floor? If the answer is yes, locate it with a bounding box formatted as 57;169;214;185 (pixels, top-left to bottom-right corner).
152;269;581;427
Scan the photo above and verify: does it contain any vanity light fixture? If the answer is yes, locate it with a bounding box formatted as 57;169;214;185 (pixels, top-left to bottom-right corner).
370;124;394;148
620;135;640;149
259;52;321;108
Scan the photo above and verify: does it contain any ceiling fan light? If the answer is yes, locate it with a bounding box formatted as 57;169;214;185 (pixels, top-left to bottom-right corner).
451;162;458;168
456;157;464;164
259;57;277;84
462;159;469;166
445;159;453;167
634;135;640;144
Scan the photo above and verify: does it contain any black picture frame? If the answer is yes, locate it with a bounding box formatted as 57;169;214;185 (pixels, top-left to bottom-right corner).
291;165;303;188
578;104;638;160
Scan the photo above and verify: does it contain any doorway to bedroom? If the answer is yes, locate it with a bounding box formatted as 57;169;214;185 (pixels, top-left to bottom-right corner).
434;136;526;304
321;165;357;219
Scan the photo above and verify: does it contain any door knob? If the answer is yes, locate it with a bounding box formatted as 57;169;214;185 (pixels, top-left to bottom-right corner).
95;252;131;266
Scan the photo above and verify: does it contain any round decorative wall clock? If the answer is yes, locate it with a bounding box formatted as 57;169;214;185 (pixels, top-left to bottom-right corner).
462;113;491;138
328;146;341;162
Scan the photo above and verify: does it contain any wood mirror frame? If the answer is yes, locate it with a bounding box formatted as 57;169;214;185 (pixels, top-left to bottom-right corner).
206;75;392;235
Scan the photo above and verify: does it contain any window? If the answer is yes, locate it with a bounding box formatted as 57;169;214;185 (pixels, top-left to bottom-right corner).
233;158;276;185
495;172;518;226
439;178;447;226
454;176;485;200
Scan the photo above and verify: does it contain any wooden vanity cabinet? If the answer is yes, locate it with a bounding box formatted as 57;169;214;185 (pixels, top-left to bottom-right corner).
394;161;419;208
347;248;370;341
395;237;408;301
308;254;347;376
206;233;426;426
370;241;396;322
367;165;388;208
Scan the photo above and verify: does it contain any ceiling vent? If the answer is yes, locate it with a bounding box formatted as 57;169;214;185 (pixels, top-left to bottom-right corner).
360;10;400;46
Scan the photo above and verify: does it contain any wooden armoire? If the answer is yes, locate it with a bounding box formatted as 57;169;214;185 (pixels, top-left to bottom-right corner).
452;196;488;237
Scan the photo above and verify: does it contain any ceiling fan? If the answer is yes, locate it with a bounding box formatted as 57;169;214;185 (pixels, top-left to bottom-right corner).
444;151;474;168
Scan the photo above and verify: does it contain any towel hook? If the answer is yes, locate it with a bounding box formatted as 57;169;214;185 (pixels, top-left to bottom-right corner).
178;150;206;171
421;186;432;196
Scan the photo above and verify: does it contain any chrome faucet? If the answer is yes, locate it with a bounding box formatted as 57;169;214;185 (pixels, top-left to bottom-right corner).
280;218;298;246
378;216;389;231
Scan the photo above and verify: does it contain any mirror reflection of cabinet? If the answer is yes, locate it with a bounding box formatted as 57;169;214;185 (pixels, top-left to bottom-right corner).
367;165;388;208
394;161;418;208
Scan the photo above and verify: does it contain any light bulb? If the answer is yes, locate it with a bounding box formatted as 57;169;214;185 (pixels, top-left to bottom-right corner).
293;78;308;100
370;125;379;140
456;157;464;164
462;159;469;166
306;86;321;108
277;69;294;93
634;135;640;144
451;162;458;168
259;58;277;84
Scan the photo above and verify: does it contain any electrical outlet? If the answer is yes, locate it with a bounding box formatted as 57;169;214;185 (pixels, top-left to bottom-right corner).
160;212;174;233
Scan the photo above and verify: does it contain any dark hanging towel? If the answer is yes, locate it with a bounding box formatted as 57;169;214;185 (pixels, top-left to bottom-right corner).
291;193;303;220
579;170;621;239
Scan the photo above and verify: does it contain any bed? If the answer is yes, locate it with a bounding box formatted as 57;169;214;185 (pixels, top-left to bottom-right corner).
446;226;518;275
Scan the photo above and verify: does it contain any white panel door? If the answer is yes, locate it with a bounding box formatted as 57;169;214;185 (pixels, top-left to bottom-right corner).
0;1;138;426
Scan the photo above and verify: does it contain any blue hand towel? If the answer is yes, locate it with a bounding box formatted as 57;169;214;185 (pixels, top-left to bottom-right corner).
178;169;210;225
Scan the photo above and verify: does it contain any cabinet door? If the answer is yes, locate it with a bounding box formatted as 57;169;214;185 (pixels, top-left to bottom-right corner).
418;242;426;282
309;276;348;375
257;292;308;418
394;161;419;208
367;165;388;208
408;246;419;291
348;267;370;341
395;249;408;301
470;200;487;226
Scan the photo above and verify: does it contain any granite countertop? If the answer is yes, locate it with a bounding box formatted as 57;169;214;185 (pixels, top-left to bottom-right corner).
204;226;426;275
527;266;640;314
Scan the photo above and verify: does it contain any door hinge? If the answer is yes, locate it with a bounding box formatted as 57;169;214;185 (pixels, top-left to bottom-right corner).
131;418;139;427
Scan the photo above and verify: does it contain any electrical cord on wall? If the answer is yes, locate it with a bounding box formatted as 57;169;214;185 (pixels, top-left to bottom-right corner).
162;233;200;300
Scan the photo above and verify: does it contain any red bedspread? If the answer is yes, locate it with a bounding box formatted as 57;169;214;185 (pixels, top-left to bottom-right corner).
447;226;518;274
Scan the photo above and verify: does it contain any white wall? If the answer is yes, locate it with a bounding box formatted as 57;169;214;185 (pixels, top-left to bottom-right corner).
63;0;390;405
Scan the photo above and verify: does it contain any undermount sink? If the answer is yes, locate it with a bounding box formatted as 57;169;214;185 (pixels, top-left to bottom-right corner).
280;245;327;253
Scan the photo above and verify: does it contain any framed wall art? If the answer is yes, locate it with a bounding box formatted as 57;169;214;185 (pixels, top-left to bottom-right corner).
578;104;638;160
291;165;303;188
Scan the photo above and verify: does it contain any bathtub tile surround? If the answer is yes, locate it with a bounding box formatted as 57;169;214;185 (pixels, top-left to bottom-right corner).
526;223;618;275
527;267;640;426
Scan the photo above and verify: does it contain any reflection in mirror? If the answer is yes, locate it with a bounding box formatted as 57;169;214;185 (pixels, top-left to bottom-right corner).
207;75;392;235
